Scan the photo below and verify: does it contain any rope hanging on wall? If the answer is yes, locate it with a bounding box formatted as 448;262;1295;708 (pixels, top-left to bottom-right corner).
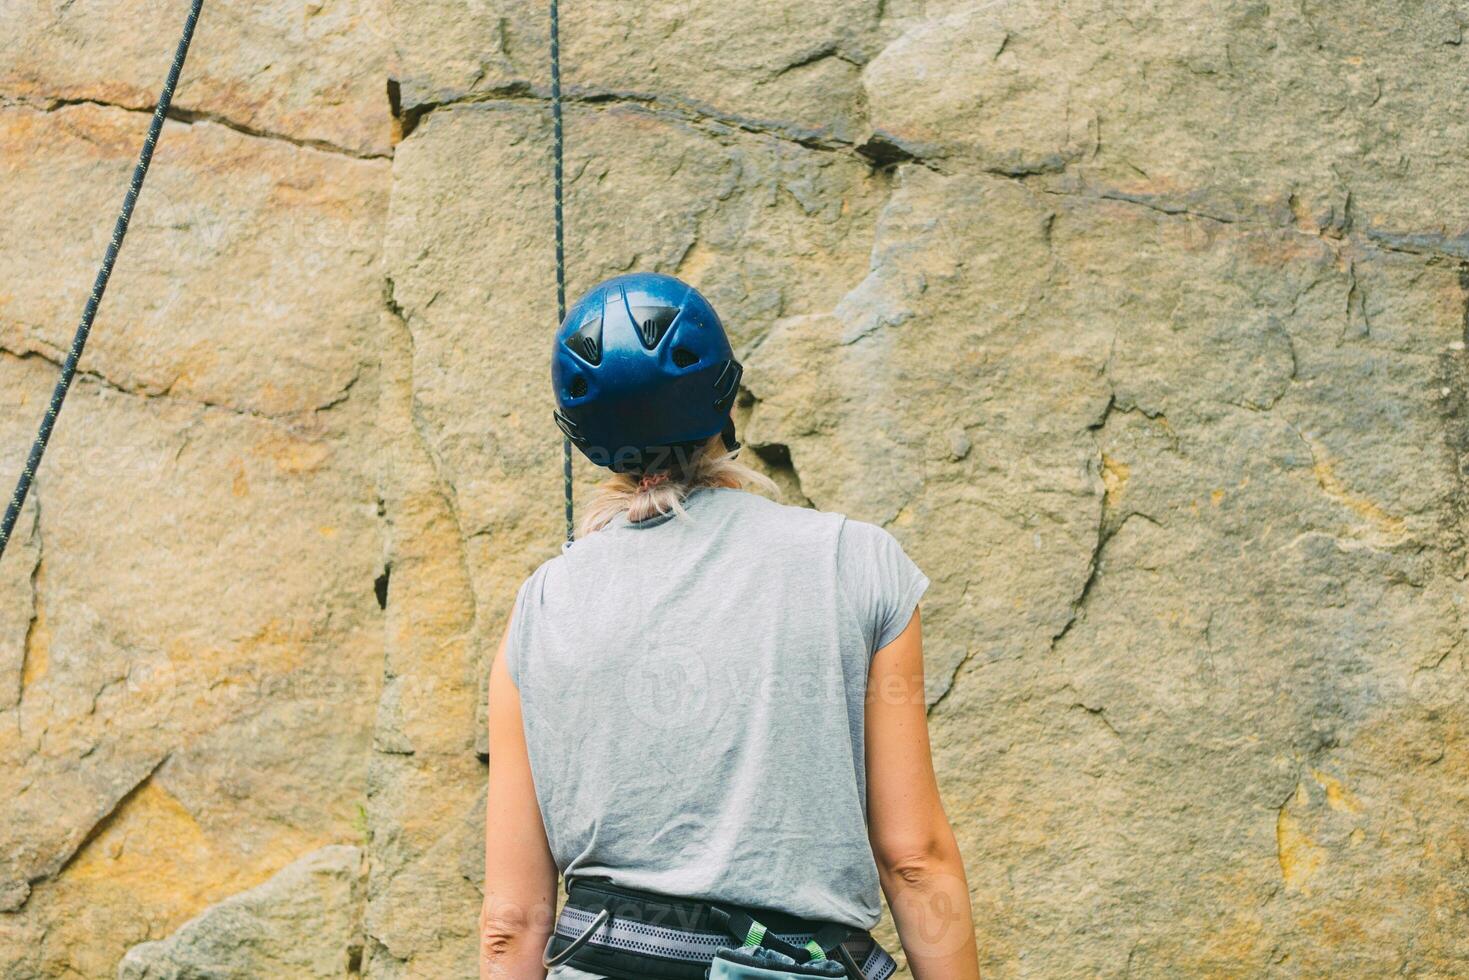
0;0;206;564
551;0;575;545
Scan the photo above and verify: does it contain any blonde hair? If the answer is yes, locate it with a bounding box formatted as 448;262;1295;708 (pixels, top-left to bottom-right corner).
577;437;779;537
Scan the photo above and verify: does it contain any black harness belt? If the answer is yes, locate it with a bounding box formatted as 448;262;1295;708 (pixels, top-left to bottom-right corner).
543;879;898;980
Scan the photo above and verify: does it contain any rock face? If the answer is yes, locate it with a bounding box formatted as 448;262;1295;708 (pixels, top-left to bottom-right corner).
0;5;390;978
117;845;364;979
0;0;1466;977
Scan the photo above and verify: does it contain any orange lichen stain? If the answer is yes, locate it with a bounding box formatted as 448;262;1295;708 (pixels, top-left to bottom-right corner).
1276;783;1326;893
1289;192;1315;232
676;241;718;283
65;780;213;889
257;381;290;411
267;177;353;219
1210;489;1225;507
1242;228;1327;267
1107;173;1180;199
237;617;312;675
1305;439;1405;538
892;506;916;528
1101;454;1129;508
1171;867;1272;972
1294;904;1373;951
46;776;325;969
1157;609;1194;633
163;617;312;700
163;347;220;399
16;102;142;158
1312;770;1363;814
230;457;249;497
317;525;339;538
256;432;331;475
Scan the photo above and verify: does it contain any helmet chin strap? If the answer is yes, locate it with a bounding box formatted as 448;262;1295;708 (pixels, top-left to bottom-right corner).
721;418;741;456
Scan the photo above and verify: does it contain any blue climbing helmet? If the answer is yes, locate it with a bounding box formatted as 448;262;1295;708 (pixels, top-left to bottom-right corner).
552;272;743;474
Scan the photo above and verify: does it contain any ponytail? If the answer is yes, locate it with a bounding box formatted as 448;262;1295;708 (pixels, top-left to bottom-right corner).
576;437;778;537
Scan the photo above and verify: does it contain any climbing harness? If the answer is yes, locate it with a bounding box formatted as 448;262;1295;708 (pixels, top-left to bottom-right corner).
550;0;575;544
0;0;206;564
542;878;897;980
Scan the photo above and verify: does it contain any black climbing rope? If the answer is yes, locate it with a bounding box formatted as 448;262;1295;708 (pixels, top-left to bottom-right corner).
551;0;574;545
0;0;206;564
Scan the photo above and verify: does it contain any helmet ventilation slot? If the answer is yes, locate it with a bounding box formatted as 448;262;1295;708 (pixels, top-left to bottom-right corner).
630;305;679;349
565;314;604;365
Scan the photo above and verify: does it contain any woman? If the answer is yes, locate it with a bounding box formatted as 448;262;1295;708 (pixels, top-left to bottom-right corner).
481;273;980;980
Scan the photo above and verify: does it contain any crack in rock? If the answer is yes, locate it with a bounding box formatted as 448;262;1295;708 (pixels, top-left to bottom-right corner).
3;92;391;162
18;496;44;712
0;343;363;425
6;753;171;912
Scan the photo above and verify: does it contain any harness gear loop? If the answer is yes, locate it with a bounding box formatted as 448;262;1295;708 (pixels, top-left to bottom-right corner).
713;910;870;977
542;906;611;969
0;0;206;564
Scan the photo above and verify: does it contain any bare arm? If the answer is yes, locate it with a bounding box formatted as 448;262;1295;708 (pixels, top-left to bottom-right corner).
481;625;558;980
865;608;981;980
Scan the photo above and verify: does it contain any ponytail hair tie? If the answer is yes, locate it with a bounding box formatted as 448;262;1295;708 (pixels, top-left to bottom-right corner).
636;471;672;492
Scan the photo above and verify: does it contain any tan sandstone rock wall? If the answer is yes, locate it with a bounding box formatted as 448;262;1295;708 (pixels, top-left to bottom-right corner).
0;1;390;976
1;0;1466;977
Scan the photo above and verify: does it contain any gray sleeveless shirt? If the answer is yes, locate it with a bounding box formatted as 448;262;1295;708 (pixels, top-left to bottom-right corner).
505;486;929;930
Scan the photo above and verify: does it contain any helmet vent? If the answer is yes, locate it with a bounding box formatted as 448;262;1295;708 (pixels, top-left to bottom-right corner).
630;305;679;349
568;376;588;398
565;314;604;366
672;347;699;368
